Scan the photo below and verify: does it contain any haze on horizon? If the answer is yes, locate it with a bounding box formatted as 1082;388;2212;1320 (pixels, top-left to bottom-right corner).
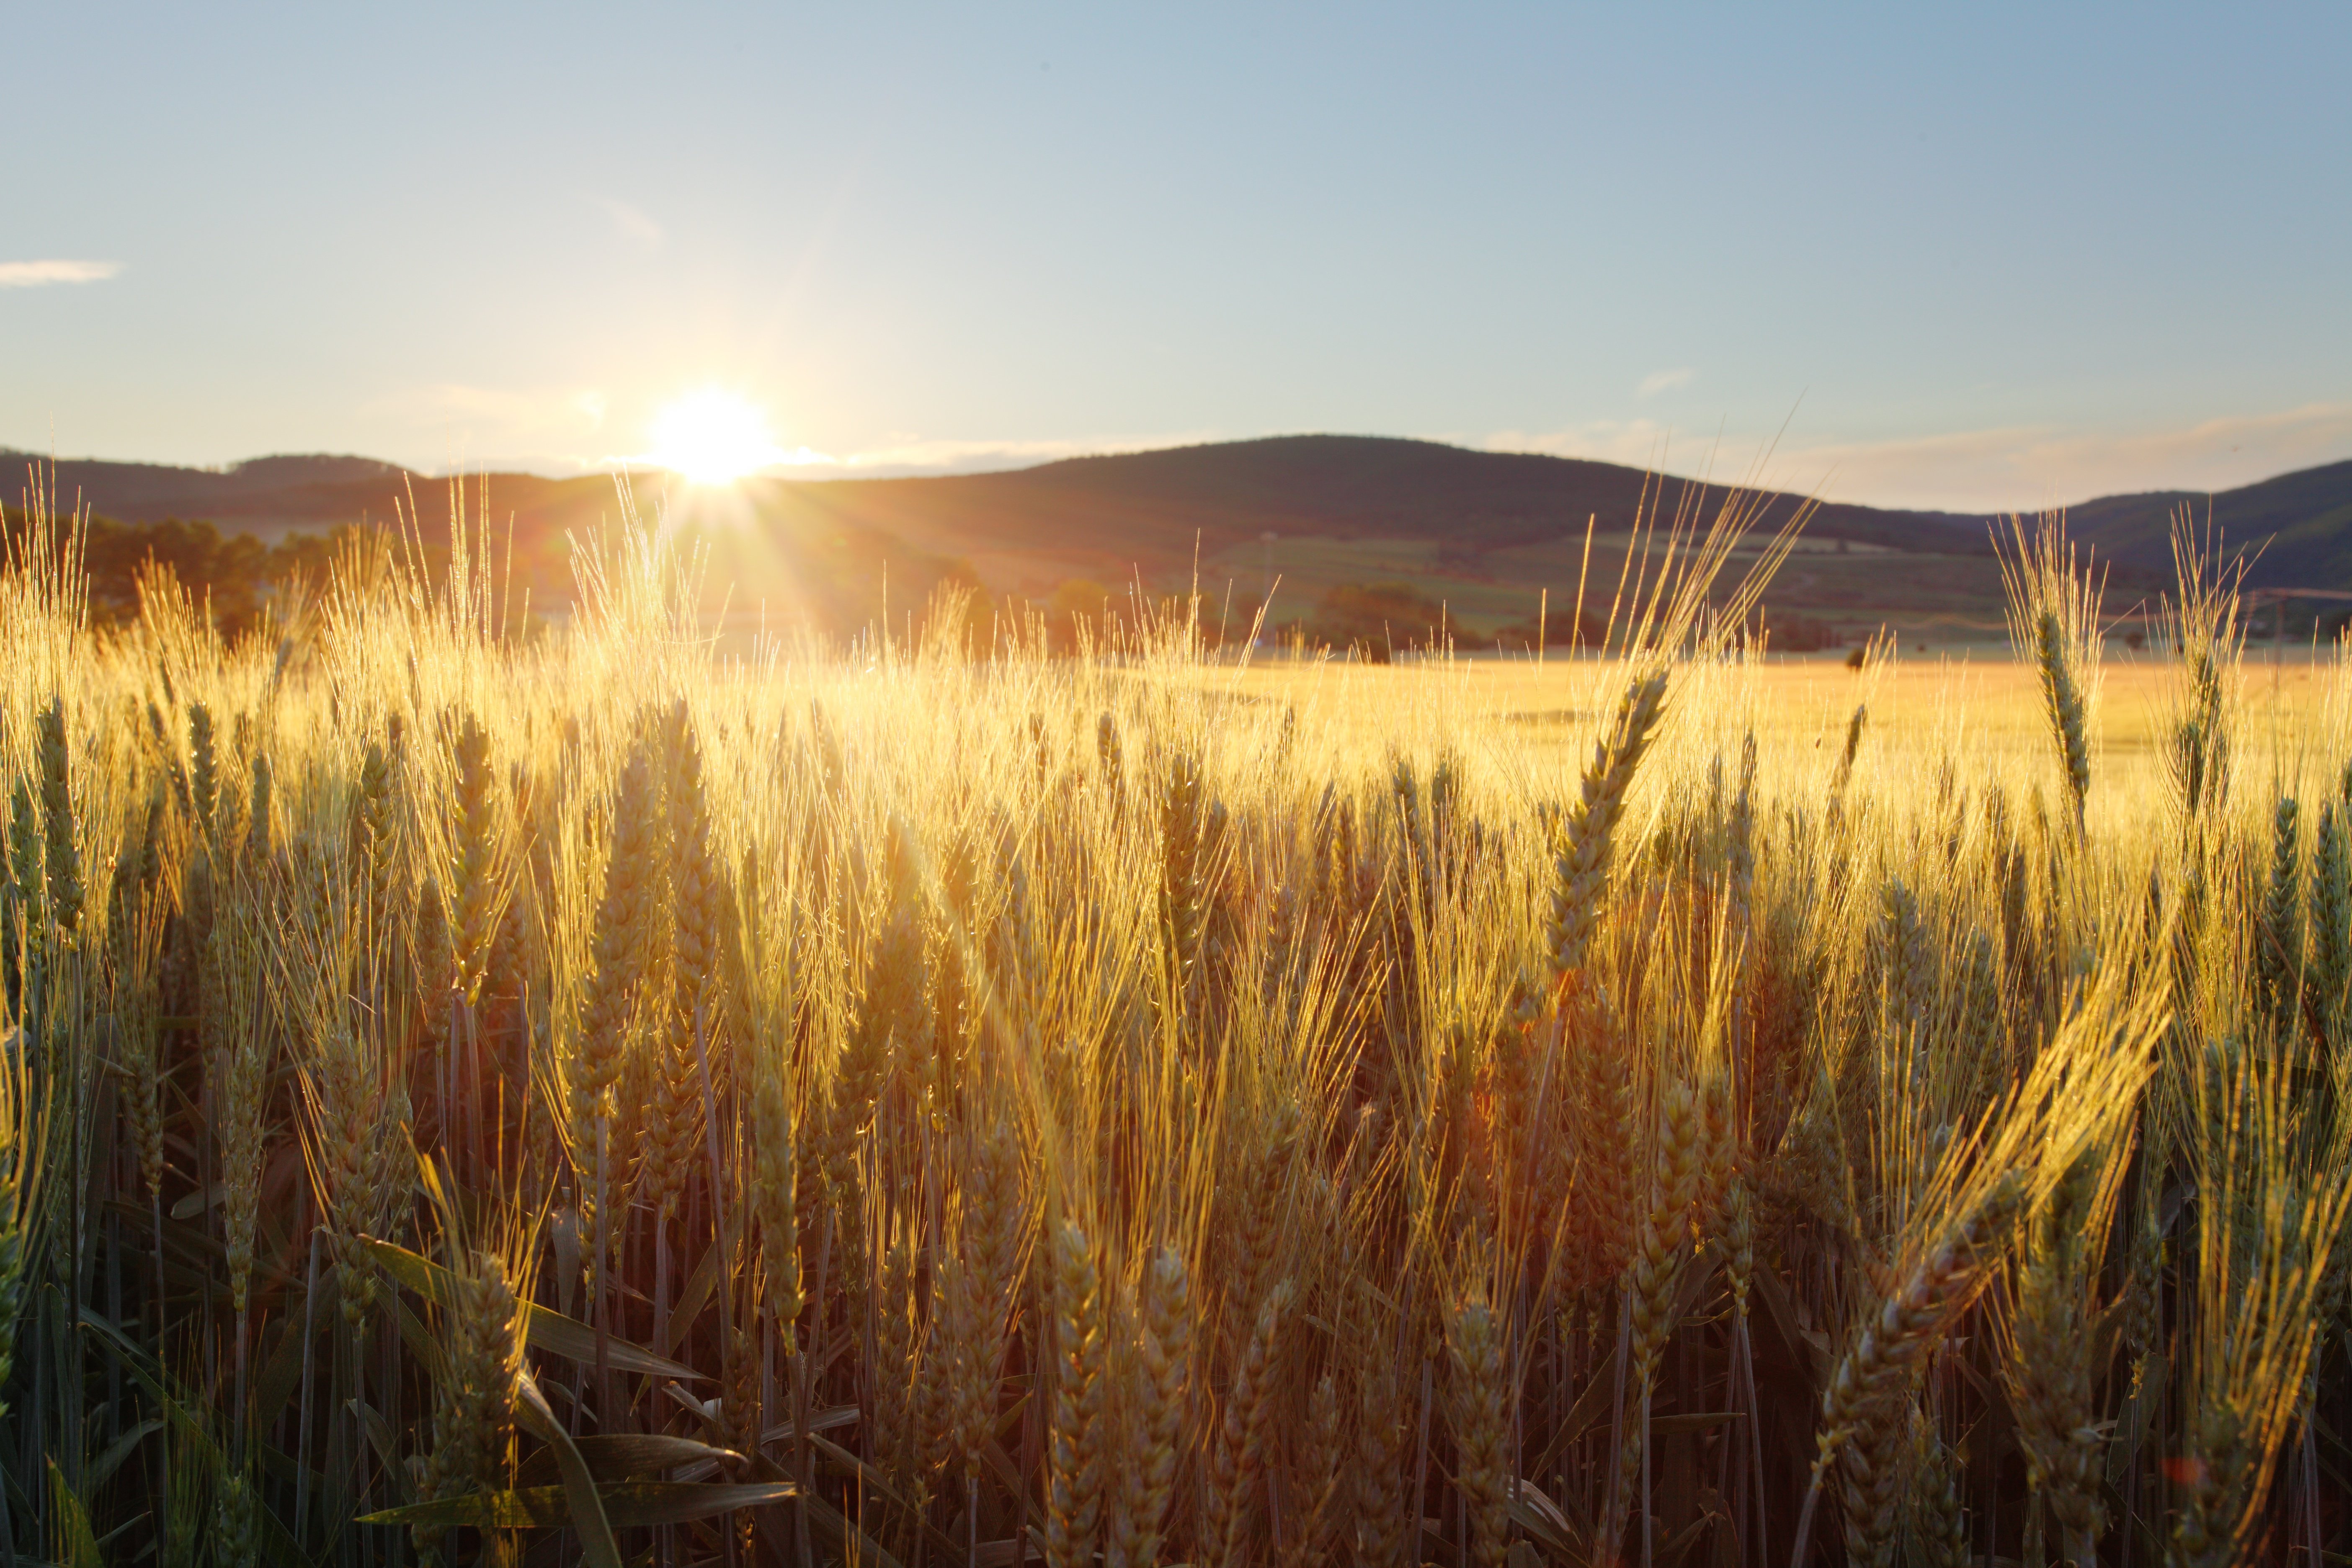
7;3;2349;515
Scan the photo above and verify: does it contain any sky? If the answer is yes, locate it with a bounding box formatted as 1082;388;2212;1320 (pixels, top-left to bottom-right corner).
6;3;2349;512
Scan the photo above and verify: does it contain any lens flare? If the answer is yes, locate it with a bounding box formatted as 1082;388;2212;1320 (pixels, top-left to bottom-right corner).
645;389;786;485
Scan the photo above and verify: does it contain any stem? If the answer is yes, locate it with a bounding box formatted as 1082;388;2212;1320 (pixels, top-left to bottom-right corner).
296;1226;320;1541
1411;1354;1434;1561
693;1008;731;1350
1738;1318;1767;1568
797;1208;833;1568
152;1191;167;1547
1603;1288;1632;1559
594;1113;612;1423
792;1339;815;1568
2306;1422;2324;1568
1643;1359;1654;1568
654;1211;671;1375
1789;1461;1827;1568
235;1304;250;1455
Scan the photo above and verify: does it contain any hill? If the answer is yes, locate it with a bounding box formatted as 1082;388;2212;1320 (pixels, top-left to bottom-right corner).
5;435;1978;561
757;435;1988;574
10;452;415;535
8;435;2347;641
2058;456;2352;588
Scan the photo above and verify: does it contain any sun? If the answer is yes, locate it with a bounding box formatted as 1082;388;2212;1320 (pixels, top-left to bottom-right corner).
646;388;787;485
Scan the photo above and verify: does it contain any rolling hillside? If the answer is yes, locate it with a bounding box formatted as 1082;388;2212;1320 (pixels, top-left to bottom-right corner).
5;436;1978;567
8;436;2346;640
2060;457;2352;587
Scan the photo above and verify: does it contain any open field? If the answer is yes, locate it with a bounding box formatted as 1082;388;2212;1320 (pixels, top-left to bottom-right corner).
0;505;2348;1568
1205;650;2342;805
1199;531;2030;646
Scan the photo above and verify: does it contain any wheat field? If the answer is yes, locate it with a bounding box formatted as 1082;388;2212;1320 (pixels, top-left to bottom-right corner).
1;490;2347;1568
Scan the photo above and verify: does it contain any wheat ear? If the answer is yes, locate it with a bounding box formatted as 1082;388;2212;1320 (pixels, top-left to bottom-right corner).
34;697;81;935
1351;1349;1410;1568
1106;1244;1191;1568
1614;1076;1704;1522
1548;668;1668;977
1791;1177;2022;1568
1446;1297;1512;1568
1045;1220;1109;1568
1203;1278;1289;1568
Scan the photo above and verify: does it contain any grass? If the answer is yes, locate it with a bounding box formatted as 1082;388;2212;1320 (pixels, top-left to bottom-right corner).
0;482;2347;1568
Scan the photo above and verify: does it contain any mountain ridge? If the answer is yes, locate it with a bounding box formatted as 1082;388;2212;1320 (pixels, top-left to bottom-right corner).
8;434;2348;595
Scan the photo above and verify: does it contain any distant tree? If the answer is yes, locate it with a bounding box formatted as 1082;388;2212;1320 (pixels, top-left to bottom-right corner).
84;516;271;628
1207;592;1265;649
5;509;387;638
1044;578;1122;654
1308;580;1450;655
1490;606;1612;653
1754;612;1843;653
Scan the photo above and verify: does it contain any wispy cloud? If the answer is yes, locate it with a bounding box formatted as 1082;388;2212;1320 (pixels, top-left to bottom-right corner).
1636;367;1694;399
817;431;1217;477
361;382;616;472
1765;404;2352;512
367;389;1215;481
0;259;122;289
639;431;1221;480
601;444;841;472
364;402;2352;508
596;199;663;248
1484;403;2352;513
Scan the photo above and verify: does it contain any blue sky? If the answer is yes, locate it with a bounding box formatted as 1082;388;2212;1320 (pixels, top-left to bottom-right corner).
6;3;2348;510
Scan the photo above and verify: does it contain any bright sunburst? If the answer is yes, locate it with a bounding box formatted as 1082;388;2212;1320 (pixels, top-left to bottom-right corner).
646;388;787;485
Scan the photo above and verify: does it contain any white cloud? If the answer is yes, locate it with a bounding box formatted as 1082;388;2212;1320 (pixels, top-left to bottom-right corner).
0;259;122;288
596;199;663;248
1483;403;2352;513
361;382;616;472
1770;404;2352;512
695;431;1220;480
364;384;1210;481
599;444;842;474
828;431;1217;476
1636;367;1694;399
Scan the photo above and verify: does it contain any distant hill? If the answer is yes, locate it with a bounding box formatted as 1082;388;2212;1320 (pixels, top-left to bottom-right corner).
6;435;1976;558
763;435;1990;571
2058;457;2352;588
8;436;2348;640
7;451;577;540
8;452;413;532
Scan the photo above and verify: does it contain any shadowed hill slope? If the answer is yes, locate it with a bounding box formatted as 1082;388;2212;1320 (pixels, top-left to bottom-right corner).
2059;457;2352;588
766;435;1991;573
10;438;2349;625
7;436;1983;568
